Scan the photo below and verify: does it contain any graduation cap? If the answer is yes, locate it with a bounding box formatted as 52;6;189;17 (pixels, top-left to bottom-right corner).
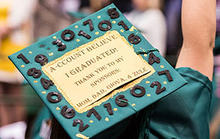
9;4;186;138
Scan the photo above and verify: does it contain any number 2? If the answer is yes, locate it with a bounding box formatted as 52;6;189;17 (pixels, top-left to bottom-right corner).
73;119;89;132
150;81;166;95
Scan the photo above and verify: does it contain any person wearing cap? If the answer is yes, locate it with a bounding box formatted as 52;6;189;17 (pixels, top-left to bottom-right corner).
31;0;216;138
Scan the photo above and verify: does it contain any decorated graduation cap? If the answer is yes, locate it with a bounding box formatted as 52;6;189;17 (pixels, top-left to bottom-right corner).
9;4;186;138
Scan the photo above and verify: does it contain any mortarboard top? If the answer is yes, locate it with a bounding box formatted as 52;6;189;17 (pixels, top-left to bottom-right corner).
9;4;186;138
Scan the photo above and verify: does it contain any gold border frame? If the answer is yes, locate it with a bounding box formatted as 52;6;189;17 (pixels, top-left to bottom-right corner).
42;31;155;113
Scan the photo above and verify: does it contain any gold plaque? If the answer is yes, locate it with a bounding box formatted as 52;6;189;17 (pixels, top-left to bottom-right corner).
42;31;154;112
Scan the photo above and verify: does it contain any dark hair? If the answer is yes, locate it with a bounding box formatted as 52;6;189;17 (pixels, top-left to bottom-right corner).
50;107;149;139
50;117;70;139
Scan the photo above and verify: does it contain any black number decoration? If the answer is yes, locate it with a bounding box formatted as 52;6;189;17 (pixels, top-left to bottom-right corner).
78;30;91;39
150;81;166;95
128;33;141;44
47;92;62;103
73;119;89;132
27;68;42;78
61;105;75;119
87;108;101;121
83;19;94;31
52;39;66;51
104;103;113;115
98;20;112;31
118;21;129;31
35;54;48;66
115;95;128;107
40;78;54;90
130;85;146;97
148;53;160;65
61;29;75;41
17;53;30;64
108;8;120;19
158;70;173;82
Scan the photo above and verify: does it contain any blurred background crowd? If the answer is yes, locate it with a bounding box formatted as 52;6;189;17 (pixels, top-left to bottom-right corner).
0;0;220;138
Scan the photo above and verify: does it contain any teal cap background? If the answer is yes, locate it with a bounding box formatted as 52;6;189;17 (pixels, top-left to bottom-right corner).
9;4;186;138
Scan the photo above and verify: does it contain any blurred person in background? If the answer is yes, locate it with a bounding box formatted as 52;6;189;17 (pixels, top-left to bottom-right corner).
126;0;166;56
0;0;36;138
33;0;80;40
